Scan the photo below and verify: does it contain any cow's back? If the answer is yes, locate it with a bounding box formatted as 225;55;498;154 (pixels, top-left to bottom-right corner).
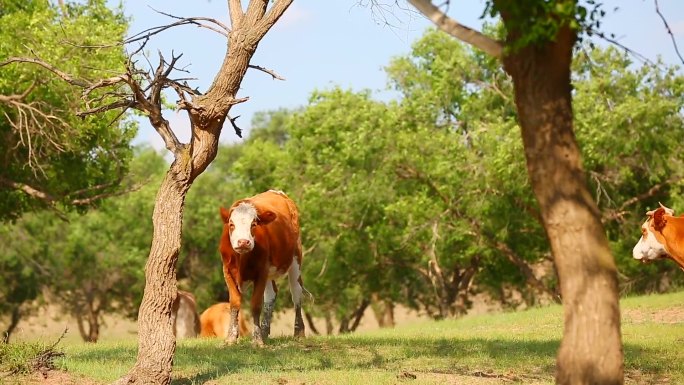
251;190;302;267
251;190;300;235
200;303;249;337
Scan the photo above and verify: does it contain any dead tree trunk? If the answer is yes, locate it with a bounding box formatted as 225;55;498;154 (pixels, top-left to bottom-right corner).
114;2;294;384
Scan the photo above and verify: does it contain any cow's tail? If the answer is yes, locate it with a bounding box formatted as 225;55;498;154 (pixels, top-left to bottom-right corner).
301;284;314;304
296;273;314;304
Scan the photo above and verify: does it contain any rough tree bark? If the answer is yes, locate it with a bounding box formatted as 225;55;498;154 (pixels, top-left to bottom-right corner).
117;2;294;384
407;0;624;384
501;22;623;384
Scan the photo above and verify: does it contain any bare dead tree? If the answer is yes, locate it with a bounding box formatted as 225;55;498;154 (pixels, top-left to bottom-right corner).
3;1;293;383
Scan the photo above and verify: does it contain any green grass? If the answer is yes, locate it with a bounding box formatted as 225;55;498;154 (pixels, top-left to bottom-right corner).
0;338;65;376
10;291;684;384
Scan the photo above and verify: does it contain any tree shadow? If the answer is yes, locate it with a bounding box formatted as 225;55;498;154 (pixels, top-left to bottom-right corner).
170;336;561;384
68;336;679;384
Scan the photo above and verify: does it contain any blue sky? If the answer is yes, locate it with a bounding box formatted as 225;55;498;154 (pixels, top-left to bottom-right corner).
113;1;684;150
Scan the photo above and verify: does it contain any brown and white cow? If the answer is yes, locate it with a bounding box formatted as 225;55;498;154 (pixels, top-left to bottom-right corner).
219;189;310;346
172;290;201;339
633;203;684;270
199;302;250;338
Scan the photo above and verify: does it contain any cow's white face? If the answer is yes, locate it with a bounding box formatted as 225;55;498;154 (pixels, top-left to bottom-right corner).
633;218;669;263
229;202;258;254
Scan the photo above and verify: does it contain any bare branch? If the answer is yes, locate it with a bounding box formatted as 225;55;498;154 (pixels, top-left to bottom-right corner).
1;57;89;87
228;115;243;138
1;97;70;175
245;0;268;22
407;0;503;58
0;82;37;102
230;96;250;105
0;177;56;203
70;181;147;206
258;0;294;31
126;17;229;46
248;64;285;80
229;0;245;29
602;178;682;223
654;0;684;66
148;6;230;37
589;30;656;67
76;99;137;117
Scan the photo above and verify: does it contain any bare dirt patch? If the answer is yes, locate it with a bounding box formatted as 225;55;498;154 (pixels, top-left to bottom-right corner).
2;371;103;385
622;307;684;324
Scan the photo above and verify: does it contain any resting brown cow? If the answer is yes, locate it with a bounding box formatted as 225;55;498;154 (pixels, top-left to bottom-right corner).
219;189;310;346
199;303;249;338
172;290;200;339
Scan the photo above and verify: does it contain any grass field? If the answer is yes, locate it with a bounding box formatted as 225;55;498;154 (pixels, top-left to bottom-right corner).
5;291;684;384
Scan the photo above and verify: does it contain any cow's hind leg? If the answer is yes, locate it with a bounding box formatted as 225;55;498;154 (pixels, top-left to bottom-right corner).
288;259;305;337
251;278;267;347
261;280;277;338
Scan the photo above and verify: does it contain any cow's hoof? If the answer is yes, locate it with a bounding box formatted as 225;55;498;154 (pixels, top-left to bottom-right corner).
221;337;238;347
294;328;305;338
252;338;265;347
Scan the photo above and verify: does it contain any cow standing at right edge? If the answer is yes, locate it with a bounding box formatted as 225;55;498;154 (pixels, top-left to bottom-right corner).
218;190;310;346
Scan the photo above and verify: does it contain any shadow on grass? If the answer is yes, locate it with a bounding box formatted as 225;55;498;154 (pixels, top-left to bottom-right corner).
71;336;559;384
68;336;680;384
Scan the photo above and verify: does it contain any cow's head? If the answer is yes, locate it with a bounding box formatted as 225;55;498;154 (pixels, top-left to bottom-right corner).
220;201;276;254
632;203;675;263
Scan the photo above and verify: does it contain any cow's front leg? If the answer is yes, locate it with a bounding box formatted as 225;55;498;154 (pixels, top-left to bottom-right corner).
222;267;241;345
261;280;277;338
251;278;267;347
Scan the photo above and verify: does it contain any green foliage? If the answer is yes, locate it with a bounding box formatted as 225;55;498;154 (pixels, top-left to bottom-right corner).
0;338;64;375
573;47;684;291
0;0;135;221
484;0;607;50
8;23;678;335
0;146;166;339
178;29;684;322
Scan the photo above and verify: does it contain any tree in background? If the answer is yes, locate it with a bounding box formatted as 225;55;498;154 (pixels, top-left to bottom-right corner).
0;147;166;342
0;0;134;342
0;0;135;221
178;29;684;336
573;47;684;292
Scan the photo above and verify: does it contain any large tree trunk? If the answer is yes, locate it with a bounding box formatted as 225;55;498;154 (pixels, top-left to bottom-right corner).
115;3;293;384
119;168;190;384
502;24;623;385
405;2;623;382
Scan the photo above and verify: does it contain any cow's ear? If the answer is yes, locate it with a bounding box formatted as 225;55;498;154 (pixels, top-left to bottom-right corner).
220;207;231;223
257;210;276;225
653;207;667;232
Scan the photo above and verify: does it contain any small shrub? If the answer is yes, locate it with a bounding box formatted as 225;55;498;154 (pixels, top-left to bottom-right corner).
0;330;66;376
